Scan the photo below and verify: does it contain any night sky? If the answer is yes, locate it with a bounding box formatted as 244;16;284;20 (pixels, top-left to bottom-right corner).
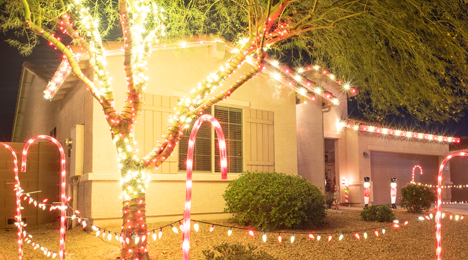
1;33;468;142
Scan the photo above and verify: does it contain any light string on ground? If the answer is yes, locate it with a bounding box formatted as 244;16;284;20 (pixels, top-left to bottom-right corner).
21;230;59;258
411;182;468;189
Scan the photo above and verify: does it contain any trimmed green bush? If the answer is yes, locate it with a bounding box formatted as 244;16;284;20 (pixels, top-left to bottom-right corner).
223;171;326;230
399;184;435;213
360;205;395;222
202;243;277;260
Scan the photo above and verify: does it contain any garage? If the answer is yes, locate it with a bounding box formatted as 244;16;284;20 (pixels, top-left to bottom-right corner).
370;151;439;205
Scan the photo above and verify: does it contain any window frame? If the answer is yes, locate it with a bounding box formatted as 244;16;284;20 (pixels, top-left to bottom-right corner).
178;104;244;174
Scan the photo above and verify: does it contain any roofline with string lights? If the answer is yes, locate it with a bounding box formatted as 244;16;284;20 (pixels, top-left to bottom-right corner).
42;37;459;145
339;119;460;143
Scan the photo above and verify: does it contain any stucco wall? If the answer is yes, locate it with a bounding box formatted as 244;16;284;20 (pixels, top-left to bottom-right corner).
83;44;298;224
296;100;324;189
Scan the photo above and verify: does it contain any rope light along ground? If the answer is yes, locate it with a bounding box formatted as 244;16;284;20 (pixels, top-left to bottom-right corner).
182;114;228;260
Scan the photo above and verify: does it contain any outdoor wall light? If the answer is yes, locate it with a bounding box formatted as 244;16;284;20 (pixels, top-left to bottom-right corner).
390;177;397;209
363;176;370;208
363;152;369;158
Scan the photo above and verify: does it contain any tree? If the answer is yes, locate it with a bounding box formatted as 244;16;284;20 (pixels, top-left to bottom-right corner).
1;0;468;259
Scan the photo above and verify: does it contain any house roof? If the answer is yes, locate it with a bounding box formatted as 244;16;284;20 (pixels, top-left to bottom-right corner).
11;61;60;142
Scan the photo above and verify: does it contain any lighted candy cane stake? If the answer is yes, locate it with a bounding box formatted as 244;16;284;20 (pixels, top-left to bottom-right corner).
435;151;467;260
21;135;67;260
341;178;349;204
0;143;22;259
182;115;227;260
412;165;423;183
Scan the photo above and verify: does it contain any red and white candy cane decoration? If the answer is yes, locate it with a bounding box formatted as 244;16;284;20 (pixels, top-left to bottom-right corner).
0;143;22;259
182;115;227;260
341;178;349;203
435;151;467;260
412;165;423;183
21;135;67;260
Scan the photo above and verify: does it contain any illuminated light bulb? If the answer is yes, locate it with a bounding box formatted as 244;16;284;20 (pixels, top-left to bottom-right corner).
171;225;178;233
364;232;368;239
108;232;112;240
291;235;295;243
272;73;281;80
328;235;332;242
298;88;307;96
344;84;350;90
355;233;360;240
135;236;140;244
158;229;163;239
248;230;254;237
339;234;343;241
419;216;425;221
209;226;214;232
308;233;315;239
277;234;282;243
263;233;267;242
332;98;339;105
314;87;321;94
455;215;460;221
152;232;157;240
272;60;279;67
430;213;433;219
228;229;232;236
96;230;100;237
374;230;379;237
382;229;386;234
298;68;304;73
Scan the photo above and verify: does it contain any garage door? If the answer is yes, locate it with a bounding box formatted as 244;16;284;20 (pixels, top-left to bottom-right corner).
370;151;439;205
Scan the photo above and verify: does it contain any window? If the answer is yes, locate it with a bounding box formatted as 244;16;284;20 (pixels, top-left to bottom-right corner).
179;106;243;173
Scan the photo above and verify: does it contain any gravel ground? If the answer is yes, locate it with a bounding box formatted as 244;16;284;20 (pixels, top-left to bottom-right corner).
1;209;467;260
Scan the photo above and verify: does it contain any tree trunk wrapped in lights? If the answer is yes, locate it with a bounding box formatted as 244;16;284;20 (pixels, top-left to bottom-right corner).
3;0;468;259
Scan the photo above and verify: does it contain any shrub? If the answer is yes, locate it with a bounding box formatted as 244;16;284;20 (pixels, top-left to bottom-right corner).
223;171;326;230
360;205;395;222
202;242;277;260
399;184;435;213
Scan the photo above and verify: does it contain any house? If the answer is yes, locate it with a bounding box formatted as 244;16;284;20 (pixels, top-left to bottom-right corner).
11;38;457;227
